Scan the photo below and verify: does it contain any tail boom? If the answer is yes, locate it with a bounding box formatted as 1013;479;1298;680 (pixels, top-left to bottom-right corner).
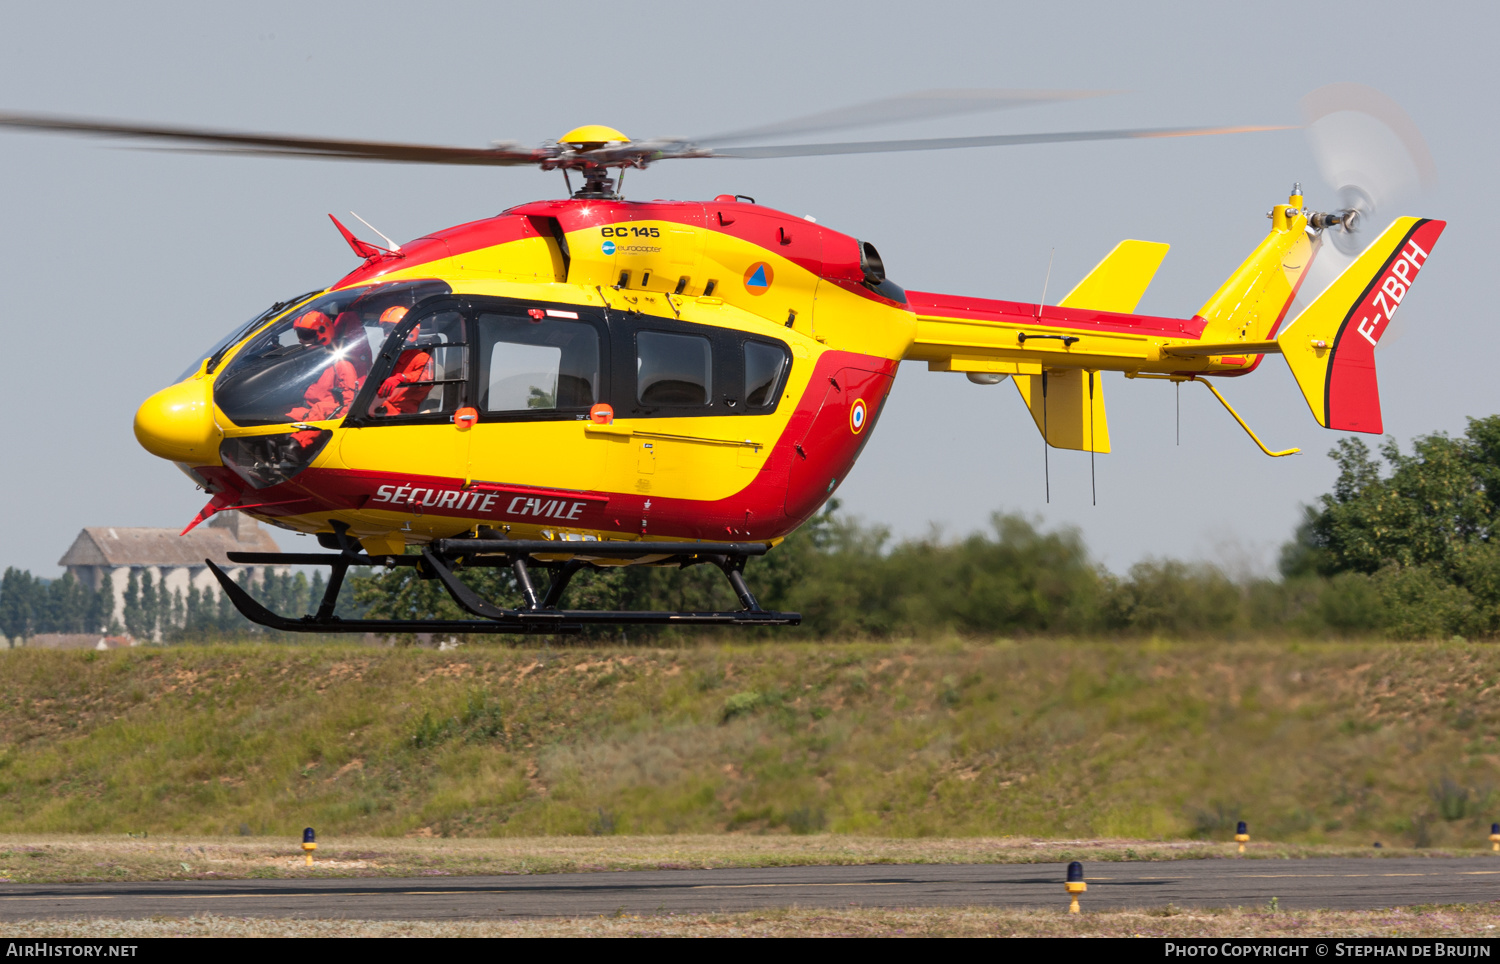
900;194;1446;450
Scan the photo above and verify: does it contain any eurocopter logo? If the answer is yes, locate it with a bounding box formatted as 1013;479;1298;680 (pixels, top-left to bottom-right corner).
602;239;661;256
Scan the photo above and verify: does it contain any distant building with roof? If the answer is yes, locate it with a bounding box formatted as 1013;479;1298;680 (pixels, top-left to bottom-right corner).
57;512;284;627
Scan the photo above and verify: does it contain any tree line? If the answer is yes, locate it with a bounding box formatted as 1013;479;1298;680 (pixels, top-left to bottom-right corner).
6;415;1499;644
0;568;326;644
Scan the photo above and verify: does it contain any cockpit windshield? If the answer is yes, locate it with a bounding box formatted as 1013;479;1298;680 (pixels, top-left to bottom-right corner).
173;290;322;384
213;280;450;426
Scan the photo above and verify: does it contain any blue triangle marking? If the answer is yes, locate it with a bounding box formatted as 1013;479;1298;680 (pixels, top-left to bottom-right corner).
748;265;768;288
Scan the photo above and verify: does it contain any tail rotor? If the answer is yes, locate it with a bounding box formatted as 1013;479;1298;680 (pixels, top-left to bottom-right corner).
1296;83;1437;329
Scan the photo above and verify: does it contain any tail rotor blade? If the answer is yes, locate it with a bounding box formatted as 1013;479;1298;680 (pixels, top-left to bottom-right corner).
1294;83;1437;342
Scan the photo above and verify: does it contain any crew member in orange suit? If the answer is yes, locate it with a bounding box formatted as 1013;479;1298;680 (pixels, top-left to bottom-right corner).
373;305;435;416
286;309;361;424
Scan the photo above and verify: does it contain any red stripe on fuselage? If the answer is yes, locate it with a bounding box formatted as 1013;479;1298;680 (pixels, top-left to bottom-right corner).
333;215;538;288
210;350;898;544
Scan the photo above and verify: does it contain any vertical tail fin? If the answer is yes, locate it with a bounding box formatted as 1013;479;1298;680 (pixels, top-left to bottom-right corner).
1057;239;1170;314
1007;240;1165;452
1194;202;1317;343
1013;369;1110;453
1277;217;1446;434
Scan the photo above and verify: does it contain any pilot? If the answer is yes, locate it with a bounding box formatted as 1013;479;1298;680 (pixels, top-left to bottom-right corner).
286;309;361;427
372;305;435;416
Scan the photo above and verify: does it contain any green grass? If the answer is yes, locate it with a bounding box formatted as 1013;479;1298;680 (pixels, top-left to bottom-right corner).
0;638;1498;847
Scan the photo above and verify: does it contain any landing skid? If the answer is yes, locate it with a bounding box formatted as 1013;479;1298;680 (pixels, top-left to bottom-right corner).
208;526;800;634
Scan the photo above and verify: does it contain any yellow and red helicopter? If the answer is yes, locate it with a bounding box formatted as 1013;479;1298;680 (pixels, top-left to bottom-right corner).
0;88;1446;634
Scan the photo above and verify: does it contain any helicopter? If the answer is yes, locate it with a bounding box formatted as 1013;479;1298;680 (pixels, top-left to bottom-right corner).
0;87;1446;635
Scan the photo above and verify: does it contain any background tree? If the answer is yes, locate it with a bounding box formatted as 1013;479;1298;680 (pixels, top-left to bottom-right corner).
1283;415;1500;637
0;567;38;643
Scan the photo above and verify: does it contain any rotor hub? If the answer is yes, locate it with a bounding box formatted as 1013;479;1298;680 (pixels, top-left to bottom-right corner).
557;125;630;150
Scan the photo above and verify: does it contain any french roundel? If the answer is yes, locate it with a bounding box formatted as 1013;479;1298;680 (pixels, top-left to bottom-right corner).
743;261;774;295
849;398;868;434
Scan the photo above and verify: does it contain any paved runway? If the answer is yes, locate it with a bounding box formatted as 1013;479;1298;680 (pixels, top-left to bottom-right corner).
2;858;1497;919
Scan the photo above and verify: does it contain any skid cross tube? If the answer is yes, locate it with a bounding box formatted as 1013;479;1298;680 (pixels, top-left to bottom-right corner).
541;560;585;609
213;538;799;633
710;554;763;612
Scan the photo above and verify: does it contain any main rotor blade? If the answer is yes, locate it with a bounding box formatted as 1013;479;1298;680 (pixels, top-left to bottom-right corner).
0;110;1296;169
705;124;1296;159
0;111;543;165
697;88;1116;145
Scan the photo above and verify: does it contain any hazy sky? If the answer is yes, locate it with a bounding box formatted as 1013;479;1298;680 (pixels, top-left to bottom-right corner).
0;0;1491;578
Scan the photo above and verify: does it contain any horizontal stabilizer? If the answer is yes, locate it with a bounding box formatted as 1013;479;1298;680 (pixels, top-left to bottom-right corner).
1277;217;1446;434
1014;369;1110;452
1057;240;1169;313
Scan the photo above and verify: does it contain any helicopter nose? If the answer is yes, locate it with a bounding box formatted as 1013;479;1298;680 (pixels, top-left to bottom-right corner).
134;378;223;464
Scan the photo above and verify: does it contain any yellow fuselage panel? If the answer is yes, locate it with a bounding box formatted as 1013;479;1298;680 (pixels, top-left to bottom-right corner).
209;270;826;508
325;211;919;361
319;412;794;506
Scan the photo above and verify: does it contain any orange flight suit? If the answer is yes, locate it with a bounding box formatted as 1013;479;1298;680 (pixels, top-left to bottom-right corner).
376;348;434;416
289;357;361;422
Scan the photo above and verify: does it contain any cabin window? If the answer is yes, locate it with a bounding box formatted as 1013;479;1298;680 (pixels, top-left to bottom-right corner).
637;330;712;407
474;310;599;415
744;341;789;409
365;310;469;419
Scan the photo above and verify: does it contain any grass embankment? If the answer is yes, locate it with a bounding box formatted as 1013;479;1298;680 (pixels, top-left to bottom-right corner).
0;640;1497;853
7;906;1500;938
